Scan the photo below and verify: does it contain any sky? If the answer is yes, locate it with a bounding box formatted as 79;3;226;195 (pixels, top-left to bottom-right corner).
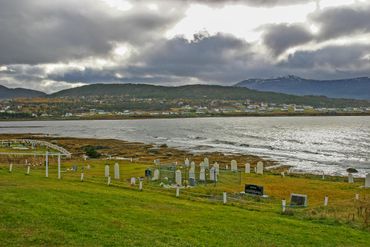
0;0;370;93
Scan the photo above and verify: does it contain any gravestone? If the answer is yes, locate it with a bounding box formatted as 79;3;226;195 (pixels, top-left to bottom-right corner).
152;169;160;181
87;164;91;170
245;184;264;196
209;167;217;181
190;161;195;170
189;168;195;180
26;165;30;175
154;159;160;165
256;161;264;175
290;193;308;207
231;160;238;172
9;163;13;173
175;169;182;186
245;163;250;174
145;169;151;177
365;173;370;188
130;177;136;185
204;158;209;169
213;162;220;175
189;178;196;186
72;165;78;172
348;173;354;183
226;165;229;170
114;163;120;180
184;158;190;167
200;161;205;169
105;165;110;178
199;167;206;181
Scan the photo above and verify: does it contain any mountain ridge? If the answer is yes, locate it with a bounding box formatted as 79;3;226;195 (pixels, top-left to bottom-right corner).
0;84;46;99
235;75;370;100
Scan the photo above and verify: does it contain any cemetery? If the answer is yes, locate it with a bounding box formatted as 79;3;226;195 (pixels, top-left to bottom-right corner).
1;137;370;246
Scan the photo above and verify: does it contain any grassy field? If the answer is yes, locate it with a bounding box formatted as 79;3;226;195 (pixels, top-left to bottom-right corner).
1;161;370;247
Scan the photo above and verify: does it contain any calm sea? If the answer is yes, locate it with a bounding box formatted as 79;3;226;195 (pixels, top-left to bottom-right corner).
1;116;369;176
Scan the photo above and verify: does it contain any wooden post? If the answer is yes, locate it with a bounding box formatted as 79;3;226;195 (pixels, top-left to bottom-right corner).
45;151;49;178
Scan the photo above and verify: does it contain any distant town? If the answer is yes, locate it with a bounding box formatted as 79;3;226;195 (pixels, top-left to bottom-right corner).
1;95;370;120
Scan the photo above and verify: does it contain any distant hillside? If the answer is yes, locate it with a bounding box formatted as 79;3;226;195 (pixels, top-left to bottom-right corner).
235;75;370;100
51;83;370;108
0;85;46;99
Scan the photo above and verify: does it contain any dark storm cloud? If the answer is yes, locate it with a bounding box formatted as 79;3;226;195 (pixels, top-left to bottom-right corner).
310;4;370;41
260;3;370;55
0;0;183;64
261;24;313;56
280;44;370;69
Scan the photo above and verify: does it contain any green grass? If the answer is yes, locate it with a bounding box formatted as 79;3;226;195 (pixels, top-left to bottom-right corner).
1;166;370;246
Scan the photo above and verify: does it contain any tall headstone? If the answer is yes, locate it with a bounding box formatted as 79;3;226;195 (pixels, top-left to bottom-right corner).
256;161;264;175
130;177;136;185
204;158;209;169
199;167;206;181
114;163;120;180
245;163;251;174
348;173;354;183
152;169;160;181
365;173;370;188
190;161;195;171
175;169;182;186
105;165;110;178
189;168;195;180
184;158;190;167
200;161;205;169
210;167;217;182
231;160;238;172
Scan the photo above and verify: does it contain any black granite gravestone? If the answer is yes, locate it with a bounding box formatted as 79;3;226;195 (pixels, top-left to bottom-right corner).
245;184;264;196
290;193;308;207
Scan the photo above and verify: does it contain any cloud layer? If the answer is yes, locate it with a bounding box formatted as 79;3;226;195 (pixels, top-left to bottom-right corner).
0;0;370;92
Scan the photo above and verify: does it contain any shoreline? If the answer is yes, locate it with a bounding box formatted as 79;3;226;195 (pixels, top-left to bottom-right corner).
1;112;370;122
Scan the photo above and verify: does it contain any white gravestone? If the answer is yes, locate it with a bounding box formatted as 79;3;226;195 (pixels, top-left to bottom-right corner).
105;165;110;178
199;167;206;181
185;158;190;167
114;163;120;180
213;162;220;175
175;169;182;186
204;158;209;169
365;173;370;188
348;173;354;183
189;168;196;180
226;165;229;170
256;161;264;175
209;167;217;182
231;160;238;172
190;161;195;171
245;163;251;174
152;169;160;181
26;165;30;175
9;163;13;173
200;161;206;169
130;177;136;185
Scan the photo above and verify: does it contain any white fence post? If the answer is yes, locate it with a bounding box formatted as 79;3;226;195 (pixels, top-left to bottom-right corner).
26;166;30;175
80;173;84;182
9;163;13;173
282;199;286;213
324;196;328;206
57;154;61;179
176;186;180;197
223;192;227;204
139;181;143;191
45;151;49;178
107;176;111;186
355;194;359;200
